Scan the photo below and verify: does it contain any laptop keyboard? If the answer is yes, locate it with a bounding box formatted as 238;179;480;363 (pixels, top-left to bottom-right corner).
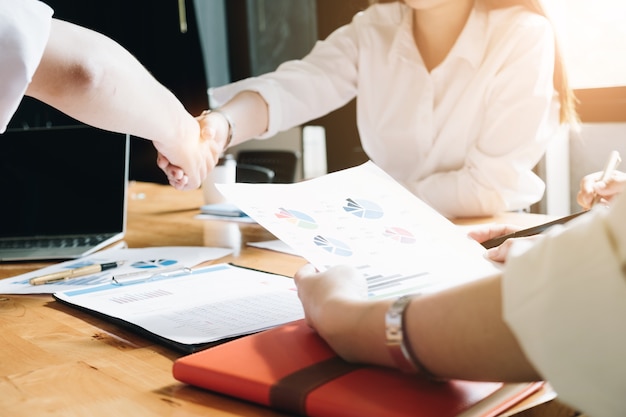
0;235;112;250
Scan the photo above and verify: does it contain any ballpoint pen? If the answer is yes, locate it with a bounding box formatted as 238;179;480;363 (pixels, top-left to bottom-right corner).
592;150;622;207
29;261;125;286
110;258;220;285
111;266;191;285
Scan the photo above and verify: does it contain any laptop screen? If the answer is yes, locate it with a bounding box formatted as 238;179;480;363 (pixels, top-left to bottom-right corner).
0;125;129;239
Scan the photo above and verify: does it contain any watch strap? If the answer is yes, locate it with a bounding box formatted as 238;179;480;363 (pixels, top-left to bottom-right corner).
385;294;434;377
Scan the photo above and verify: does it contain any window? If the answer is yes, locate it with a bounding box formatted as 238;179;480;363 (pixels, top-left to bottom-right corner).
550;0;626;89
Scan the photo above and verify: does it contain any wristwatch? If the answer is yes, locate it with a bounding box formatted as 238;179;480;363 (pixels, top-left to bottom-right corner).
385;294;421;374
201;109;235;151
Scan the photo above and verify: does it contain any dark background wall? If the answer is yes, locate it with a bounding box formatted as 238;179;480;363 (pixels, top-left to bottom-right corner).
9;0;208;184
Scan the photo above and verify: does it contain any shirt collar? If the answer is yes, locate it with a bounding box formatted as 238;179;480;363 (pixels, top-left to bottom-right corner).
450;6;488;70
388;5;420;65
389;4;488;70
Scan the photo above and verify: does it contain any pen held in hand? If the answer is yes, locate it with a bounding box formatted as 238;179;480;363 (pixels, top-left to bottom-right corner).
29;261;125;286
592;150;622;207
480;210;588;250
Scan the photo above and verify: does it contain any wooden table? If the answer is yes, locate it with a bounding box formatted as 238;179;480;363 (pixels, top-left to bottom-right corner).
0;182;578;417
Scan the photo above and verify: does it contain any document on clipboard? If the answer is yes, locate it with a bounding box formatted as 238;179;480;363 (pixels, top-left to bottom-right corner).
53;263;304;353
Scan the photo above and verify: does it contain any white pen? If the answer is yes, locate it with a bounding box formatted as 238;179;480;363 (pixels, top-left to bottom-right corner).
592;150;622;207
111;266;191;285
30;261;125;286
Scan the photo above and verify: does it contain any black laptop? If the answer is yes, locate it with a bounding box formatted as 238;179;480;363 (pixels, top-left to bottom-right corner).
0;125;129;261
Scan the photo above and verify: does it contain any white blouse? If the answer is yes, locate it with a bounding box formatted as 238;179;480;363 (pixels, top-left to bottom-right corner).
504;194;626;417
0;0;52;133
210;3;560;218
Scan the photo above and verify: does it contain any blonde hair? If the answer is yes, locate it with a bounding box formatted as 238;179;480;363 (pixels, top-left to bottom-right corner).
369;0;578;124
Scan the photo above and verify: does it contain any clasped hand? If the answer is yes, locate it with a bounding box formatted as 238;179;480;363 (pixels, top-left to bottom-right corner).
155;111;230;190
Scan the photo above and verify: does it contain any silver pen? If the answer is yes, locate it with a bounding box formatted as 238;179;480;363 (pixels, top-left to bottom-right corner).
111;266;191;285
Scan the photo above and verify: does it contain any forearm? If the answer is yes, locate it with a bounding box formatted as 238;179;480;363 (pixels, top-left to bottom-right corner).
325;276;540;382
412;152;545;218
314;297;398;369
26;19;197;146
407;275;540;381
410;171;507;218
213;90;269;148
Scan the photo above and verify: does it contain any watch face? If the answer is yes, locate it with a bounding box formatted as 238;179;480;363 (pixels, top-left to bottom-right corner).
387;300;408;341
385;295;421;373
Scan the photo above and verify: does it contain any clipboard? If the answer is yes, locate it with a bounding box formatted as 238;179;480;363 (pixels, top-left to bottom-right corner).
53;263;304;353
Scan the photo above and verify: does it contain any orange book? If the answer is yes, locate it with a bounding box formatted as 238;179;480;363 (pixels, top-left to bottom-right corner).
173;320;542;417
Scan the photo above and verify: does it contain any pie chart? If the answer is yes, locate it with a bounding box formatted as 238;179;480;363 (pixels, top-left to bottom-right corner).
275;208;318;229
313;235;353;257
383;227;416;244
132;259;178;269
343;198;384;219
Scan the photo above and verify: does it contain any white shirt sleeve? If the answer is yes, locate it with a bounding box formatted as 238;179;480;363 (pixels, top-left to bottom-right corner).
0;0;53;133
209;10;362;140
503;195;626;417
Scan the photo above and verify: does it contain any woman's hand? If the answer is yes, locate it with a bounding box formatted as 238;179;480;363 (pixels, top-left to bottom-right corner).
577;170;626;210
468;224;538;263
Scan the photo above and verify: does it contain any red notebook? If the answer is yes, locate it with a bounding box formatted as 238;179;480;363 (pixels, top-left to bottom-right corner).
173;320;542;417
